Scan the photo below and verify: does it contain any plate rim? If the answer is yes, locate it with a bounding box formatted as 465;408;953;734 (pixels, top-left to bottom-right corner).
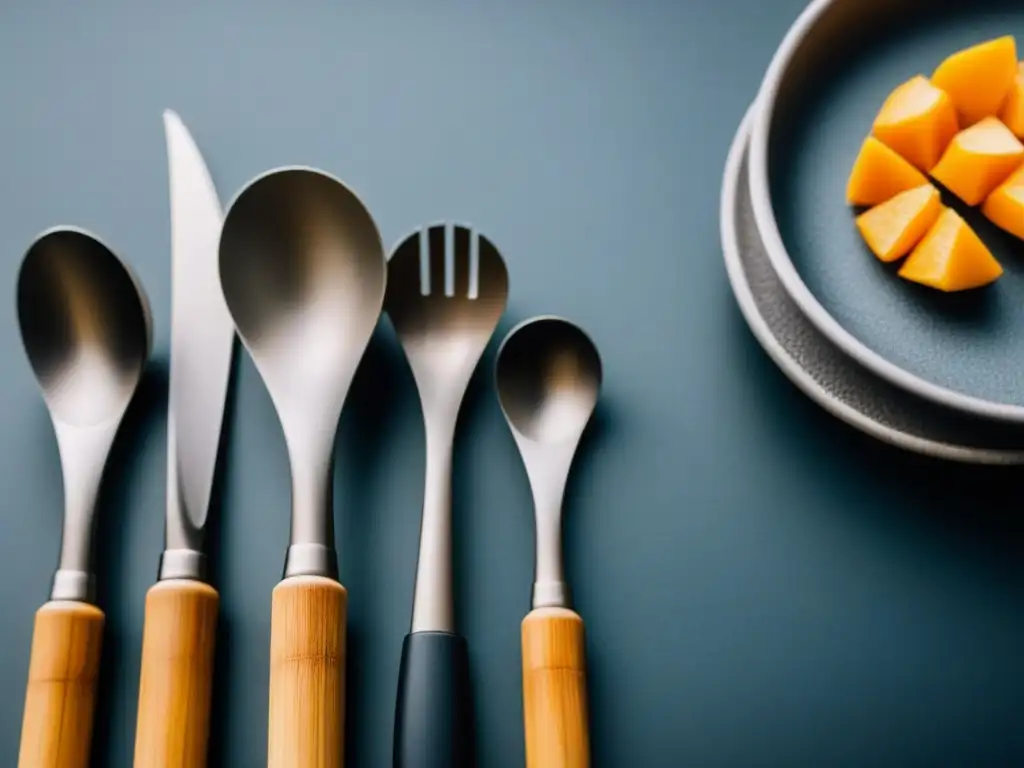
722;101;1024;465
747;0;1024;426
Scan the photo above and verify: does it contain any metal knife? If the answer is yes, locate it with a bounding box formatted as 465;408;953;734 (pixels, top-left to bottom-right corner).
132;109;236;768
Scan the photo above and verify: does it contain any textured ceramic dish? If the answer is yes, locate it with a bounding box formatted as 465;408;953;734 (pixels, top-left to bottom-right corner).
724;104;1024;464
750;0;1024;425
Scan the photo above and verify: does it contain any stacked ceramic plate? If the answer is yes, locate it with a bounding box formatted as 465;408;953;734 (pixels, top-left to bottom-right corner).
722;0;1024;463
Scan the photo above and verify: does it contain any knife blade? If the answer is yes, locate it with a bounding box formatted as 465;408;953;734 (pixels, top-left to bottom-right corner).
132;109;236;768
161;109;236;574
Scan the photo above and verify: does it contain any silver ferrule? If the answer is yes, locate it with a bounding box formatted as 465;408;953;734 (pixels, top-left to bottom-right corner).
51;569;94;603
532;580;571;609
284;542;338;580
159;548;207;582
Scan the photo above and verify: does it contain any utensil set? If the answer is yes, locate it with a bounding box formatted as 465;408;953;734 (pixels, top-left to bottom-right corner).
14;111;601;768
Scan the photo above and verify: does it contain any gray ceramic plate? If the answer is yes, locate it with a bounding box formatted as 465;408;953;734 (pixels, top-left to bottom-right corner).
723;103;1024;463
750;0;1024;425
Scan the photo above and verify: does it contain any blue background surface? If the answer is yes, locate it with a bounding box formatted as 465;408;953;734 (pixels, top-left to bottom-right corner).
0;1;1021;765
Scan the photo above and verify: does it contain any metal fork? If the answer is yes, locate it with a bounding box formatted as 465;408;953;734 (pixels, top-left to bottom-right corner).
385;223;509;768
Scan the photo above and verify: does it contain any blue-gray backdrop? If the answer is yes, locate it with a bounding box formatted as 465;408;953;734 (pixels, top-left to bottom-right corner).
0;1;1020;765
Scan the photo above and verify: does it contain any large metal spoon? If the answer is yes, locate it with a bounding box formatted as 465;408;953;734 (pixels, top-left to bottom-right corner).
386;223;508;768
495;315;602;768
16;226;151;768
218;166;386;768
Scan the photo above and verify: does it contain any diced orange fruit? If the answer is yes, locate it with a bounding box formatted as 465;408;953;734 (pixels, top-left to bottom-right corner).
982;162;1024;239
855;184;942;262
932;36;1018;126
871;75;959;172
898;208;1003;291
998;62;1024;138
930;117;1024;205
846;136;930;206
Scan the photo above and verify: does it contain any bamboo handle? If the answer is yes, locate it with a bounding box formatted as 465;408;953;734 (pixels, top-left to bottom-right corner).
133;579;219;768
18;600;104;768
267;575;347;768
521;607;590;768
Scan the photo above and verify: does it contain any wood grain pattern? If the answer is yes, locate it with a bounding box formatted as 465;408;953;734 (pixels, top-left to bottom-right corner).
18;600;104;768
522;607;590;768
267;575;347;768
133;579;219;768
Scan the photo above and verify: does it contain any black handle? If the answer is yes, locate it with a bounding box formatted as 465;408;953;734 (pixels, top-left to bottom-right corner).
393;631;474;768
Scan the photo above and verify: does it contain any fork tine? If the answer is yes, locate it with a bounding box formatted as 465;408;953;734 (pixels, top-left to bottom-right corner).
426;224;446;296
444;223;455;296
416;228;430;296
469;229;480;300
452;225;471;297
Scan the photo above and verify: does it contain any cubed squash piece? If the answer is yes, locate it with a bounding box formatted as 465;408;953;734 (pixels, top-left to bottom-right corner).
871;75;959;172
930;117;1024;205
982;162;1024;240
855;184;942;262
932;36;1018;126
998;62;1024;138
898;208;1003;291
846;136;930;206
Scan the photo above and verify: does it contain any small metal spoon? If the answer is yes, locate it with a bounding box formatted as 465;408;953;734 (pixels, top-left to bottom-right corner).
386;223;508;768
218;166;386;768
495;315;602;768
16;226;151;768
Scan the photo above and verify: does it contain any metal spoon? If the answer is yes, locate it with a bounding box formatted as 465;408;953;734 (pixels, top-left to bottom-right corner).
218;166;386;768
386;223;508;768
495;315;602;768
16;226;151;768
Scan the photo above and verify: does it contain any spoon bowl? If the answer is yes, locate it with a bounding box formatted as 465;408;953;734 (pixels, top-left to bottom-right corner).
18;227;151;428
219;167;385;409
496;315;602;445
15;226;150;768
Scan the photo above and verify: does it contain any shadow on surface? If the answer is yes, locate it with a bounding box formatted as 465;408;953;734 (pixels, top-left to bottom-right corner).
725;304;1024;588
561;396;613;768
561;400;613;598
444;329;514;768
90;361;168;767
204;346;242;768
335;321;410;766
451;325;509;636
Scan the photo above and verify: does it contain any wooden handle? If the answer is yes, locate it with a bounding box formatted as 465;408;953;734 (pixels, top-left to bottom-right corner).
267;575;347;768
18;600;104;768
133;579;219;768
522;607;590;768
